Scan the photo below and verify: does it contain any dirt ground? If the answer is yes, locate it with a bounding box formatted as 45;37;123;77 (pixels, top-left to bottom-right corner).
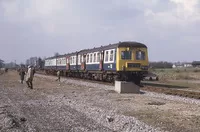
0;71;200;132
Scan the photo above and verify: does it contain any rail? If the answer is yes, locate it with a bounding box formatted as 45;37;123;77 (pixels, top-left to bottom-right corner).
36;70;200;100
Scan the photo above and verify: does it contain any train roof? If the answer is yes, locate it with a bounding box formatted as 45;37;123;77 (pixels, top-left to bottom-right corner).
45;52;77;60
79;41;147;54
117;41;147;48
45;41;147;59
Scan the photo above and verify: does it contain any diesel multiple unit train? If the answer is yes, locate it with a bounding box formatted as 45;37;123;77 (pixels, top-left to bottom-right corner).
44;41;149;84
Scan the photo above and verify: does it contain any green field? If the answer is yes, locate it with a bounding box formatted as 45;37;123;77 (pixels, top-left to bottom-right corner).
148;67;200;91
150;67;200;80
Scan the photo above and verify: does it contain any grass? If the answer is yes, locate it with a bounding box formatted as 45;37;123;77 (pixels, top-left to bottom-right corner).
150;67;200;73
149;67;200;91
150;67;200;80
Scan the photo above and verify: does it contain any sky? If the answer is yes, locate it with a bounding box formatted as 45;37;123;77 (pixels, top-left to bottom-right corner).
0;0;200;63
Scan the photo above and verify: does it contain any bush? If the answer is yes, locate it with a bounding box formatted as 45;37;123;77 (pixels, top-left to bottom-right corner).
160;69;165;72
193;69;200;72
176;74;195;80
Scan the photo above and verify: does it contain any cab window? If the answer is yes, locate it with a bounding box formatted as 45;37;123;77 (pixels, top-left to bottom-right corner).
121;51;132;60
136;51;145;60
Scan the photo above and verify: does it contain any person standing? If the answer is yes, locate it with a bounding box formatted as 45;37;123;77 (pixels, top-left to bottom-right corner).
33;67;36;76
19;68;25;84
26;65;34;89
56;70;61;82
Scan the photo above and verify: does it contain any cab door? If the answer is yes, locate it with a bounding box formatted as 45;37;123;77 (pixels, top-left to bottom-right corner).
81;55;86;70
66;56;70;70
99;51;104;71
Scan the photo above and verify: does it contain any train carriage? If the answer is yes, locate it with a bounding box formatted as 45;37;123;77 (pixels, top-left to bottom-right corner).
78;50;102;71
76;50;87;71
44;57;57;74
115;42;149;84
44;41;149;84
67;52;78;71
56;55;67;71
55;54;67;76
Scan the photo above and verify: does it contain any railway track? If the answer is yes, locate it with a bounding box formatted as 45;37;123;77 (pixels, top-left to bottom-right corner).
36;71;200;100
141;86;200;99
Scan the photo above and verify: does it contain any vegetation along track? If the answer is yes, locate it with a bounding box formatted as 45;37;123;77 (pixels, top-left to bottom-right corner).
36;71;200;100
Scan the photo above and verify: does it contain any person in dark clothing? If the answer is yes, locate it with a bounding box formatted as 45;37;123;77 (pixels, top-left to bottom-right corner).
33;68;36;76
19;69;25;84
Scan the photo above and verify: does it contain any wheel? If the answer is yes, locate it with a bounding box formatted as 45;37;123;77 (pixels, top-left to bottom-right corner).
134;78;141;85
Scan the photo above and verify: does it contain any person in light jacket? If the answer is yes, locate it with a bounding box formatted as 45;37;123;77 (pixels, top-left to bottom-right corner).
26;65;34;89
56;70;61;82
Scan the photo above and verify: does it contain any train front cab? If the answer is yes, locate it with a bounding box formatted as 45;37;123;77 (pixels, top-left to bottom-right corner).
116;46;149;84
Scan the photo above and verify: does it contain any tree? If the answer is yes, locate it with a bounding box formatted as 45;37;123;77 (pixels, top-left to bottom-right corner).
0;59;4;68
150;61;173;69
192;61;200;67
37;57;45;69
54;52;59;57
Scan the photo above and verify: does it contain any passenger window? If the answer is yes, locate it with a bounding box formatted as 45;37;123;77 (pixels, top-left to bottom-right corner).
94;53;96;62
97;53;100;62
105;51;109;62
110;50;114;61
90;54;92;63
74;56;76;64
81;55;83;63
63;58;66;64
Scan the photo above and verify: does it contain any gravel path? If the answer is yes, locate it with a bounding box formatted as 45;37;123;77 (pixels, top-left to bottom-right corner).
0;72;164;132
1;71;200;132
38;74;200;106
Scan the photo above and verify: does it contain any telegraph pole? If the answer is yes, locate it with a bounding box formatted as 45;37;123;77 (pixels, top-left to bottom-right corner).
15;60;16;68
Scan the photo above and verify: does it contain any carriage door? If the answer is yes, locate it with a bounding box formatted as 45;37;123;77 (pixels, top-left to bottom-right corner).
81;55;86;70
66;56;70;70
99;51;104;70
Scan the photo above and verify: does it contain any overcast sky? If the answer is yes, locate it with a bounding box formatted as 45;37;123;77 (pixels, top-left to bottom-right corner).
0;0;200;63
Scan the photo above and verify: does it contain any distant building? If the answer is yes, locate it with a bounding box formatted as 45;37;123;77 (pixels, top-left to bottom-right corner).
183;63;192;68
172;62;192;68
26;57;37;66
26;59;30;66
172;64;183;68
30;57;37;66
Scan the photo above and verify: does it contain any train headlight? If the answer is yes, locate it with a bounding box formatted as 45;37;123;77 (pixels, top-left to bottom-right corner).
122;66;126;71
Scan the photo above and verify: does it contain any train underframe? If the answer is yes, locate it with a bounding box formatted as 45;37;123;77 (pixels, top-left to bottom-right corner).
44;69;147;85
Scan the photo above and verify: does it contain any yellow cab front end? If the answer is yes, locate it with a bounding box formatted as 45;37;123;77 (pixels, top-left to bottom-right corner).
116;47;149;72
